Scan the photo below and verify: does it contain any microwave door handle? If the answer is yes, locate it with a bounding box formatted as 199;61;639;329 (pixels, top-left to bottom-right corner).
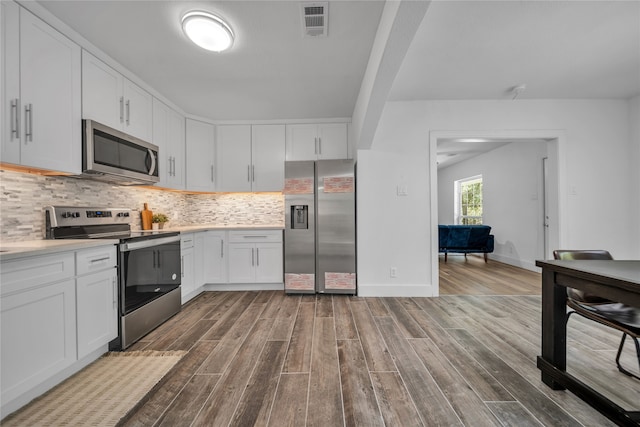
147;149;157;176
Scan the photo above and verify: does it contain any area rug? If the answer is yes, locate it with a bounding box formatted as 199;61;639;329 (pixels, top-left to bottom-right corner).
2;350;186;427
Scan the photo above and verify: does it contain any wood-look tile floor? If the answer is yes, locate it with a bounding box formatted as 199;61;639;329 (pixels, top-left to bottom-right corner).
121;259;639;427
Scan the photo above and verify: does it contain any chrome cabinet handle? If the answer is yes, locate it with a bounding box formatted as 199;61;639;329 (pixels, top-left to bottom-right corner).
314;137;318;155
172;157;176;176
10;99;19;140
318;137;322;155
112;276;117;306
125;99;130;125
252;165;255;182
24;104;33;142
119;96;124;123
181;255;184;277
90;257;110;263
220;239;224;258
251;248;255;266
211;165;214;182
256;248;259;266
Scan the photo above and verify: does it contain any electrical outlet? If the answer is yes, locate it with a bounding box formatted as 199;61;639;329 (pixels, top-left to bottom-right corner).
390;267;397;278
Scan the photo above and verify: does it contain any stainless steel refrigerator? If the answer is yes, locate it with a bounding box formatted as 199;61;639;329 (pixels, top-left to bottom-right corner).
284;159;356;294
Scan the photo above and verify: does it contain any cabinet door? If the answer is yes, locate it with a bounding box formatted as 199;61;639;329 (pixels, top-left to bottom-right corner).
252;124;285;191
202;231;227;284
227;243;256;283
81;50;123;131
185;119;215;192
285;124;318;161
255;243;283;283
216;125;252;192
19;8;81;174
1;0;20;164
317;123;348;160
1;278;76;406
153;99;185;189
167;107;185;189
181;246;195;302
76;268;117;359
123;78;152;141
152;98;170;185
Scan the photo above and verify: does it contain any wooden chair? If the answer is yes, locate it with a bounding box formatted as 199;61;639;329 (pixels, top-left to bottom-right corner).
553;250;640;380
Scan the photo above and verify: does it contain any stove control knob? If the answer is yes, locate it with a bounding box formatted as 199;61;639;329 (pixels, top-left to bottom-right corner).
71;212;80;218
62;211;72;218
117;212;130;217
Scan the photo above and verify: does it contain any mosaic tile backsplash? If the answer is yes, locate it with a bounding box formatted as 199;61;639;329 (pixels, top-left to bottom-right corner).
0;170;284;242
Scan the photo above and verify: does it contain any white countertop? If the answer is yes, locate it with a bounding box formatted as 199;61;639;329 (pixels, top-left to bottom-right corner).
0;239;120;261
0;224;284;261
169;224;284;233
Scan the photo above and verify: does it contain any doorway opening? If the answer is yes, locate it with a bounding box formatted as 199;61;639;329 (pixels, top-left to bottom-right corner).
429;130;566;296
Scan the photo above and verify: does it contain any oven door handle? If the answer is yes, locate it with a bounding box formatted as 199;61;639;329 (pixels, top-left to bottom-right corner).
120;235;180;251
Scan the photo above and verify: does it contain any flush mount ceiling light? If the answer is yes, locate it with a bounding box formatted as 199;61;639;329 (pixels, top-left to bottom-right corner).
181;11;234;52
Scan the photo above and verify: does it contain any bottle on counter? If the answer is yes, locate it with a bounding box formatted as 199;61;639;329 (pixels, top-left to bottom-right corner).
141;203;153;230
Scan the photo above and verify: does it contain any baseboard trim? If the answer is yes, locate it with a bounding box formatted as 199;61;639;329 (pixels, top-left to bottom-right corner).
356;283;435;297
203;283;284;292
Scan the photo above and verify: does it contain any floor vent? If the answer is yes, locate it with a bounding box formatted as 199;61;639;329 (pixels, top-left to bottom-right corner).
301;2;328;37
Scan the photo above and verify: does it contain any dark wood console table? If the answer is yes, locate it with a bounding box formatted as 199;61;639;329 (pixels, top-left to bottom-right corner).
536;259;640;426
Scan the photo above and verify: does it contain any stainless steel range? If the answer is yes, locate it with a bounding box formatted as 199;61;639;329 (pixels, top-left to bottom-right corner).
45;206;181;350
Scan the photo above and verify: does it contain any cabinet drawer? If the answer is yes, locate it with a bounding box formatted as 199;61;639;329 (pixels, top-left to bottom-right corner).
228;230;282;243
76;245;117;276
1;252;75;296
181;233;195;249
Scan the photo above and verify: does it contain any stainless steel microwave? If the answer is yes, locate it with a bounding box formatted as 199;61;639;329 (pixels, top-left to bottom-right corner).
81;119;159;185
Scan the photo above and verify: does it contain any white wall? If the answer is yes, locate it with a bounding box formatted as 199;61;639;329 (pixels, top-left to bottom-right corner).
437;141;548;270
357;149;432;296
357;99;637;296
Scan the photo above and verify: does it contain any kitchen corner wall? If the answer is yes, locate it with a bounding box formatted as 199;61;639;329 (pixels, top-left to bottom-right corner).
0;170;284;242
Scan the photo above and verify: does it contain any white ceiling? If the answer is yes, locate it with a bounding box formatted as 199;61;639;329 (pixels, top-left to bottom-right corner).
37;0;385;121
390;0;640;101
37;0;640;123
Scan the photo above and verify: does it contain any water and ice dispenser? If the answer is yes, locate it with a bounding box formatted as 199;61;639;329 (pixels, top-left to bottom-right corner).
291;205;308;229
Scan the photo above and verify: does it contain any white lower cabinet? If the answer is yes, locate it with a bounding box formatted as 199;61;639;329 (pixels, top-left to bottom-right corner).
76;268;117;359
181;233;195;303
227;230;283;284
1;277;76;415
0;244;117;418
200;230;226;284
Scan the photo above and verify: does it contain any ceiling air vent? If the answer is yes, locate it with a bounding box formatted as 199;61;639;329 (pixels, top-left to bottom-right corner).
301;2;328;37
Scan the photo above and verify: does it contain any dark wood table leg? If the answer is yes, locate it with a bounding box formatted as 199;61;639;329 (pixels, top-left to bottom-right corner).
540;268;568;390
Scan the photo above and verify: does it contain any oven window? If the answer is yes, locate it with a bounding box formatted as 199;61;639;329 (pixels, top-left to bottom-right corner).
121;241;181;314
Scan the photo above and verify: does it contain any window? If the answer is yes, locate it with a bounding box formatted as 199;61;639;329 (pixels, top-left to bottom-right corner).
455;176;483;225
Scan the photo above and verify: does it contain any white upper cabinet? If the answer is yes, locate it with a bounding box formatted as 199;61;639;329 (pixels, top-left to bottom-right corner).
153;98;185;189
252;125;286;191
216;125;252;192
285;123;348;161
1;2;81;174
82;50;152;141
216;124;285;192
185;119;215;192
